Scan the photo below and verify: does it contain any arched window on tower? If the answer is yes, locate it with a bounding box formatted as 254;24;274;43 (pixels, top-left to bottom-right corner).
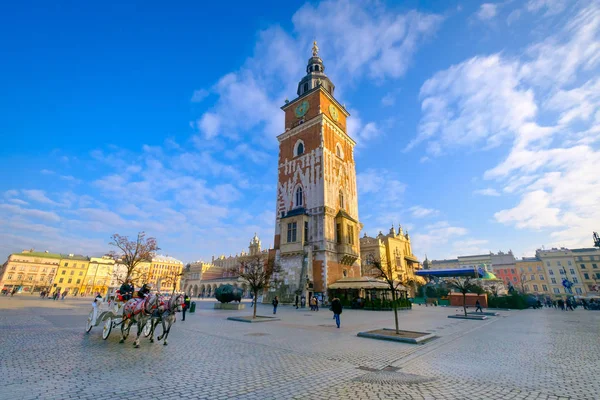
315;65;320;72
339;191;344;209
296;187;304;208
294;140;305;157
335;143;343;158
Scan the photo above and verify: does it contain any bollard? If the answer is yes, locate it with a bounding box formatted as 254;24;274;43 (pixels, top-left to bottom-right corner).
190;301;196;313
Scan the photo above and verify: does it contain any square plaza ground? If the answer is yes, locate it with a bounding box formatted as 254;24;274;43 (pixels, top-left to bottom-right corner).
1;296;598;400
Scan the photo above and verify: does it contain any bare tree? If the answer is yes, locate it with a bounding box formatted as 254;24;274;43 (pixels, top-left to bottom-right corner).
109;232;159;286
518;273;532;294
238;255;280;319
366;253;407;335
448;277;476;316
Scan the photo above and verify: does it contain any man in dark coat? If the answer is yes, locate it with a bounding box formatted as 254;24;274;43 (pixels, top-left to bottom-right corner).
137;283;151;299
119;279;134;301
331;297;342;328
182;294;191;321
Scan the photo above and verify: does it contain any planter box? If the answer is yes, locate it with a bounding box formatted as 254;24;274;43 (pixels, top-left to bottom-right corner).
448;314;488;320
214;303;245;310
227;315;280;323
467;311;499;316
358;329;436;344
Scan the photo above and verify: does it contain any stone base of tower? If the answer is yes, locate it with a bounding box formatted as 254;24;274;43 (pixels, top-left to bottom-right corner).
266;248;361;304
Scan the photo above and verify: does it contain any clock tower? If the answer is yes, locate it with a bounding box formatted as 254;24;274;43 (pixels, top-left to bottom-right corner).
272;42;361;302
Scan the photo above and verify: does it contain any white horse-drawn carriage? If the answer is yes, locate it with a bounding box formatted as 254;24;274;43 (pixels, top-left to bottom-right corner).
85;290;185;347
85;291;128;340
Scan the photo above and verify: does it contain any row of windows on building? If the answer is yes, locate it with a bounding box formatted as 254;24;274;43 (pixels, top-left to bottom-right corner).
294;140;344;158
61;270;85;276
523;283;584;295
9;266;56;273
293;187;346;210
62;262;87;268
6;275;51;281
286;221;357;245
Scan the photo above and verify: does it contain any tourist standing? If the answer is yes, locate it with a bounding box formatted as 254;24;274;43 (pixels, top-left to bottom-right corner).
182;294;191;321
331;297;342;328
272;296;279;314
295;295;299;309
315;296;319;312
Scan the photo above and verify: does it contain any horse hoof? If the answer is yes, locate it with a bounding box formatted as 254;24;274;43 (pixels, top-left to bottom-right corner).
163;342;168;346
134;344;140;348
119;339;124;344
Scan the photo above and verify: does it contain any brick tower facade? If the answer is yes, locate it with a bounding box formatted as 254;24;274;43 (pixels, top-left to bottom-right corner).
272;42;361;302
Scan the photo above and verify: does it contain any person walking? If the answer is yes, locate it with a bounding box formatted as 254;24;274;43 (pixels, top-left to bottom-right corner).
272;296;279;314
295;295;299;310
314;296;319;312
182;293;191;321
475;299;483;313
61;291;67;300
331;297;342;328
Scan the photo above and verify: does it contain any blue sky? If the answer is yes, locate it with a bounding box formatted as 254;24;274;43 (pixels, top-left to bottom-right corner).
1;0;599;263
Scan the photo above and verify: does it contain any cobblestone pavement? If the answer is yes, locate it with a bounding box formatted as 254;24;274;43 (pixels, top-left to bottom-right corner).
1;296;598;399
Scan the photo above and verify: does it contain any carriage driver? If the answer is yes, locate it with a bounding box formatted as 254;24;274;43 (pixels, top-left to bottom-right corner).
137;283;152;299
119;279;134;301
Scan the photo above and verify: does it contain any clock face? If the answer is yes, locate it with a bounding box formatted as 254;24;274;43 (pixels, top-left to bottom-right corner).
328;104;339;121
295;100;309;118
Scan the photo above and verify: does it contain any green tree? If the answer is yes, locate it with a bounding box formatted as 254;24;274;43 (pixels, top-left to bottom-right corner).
448;277;476;316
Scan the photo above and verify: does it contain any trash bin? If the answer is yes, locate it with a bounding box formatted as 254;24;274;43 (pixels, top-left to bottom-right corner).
190;301;196;313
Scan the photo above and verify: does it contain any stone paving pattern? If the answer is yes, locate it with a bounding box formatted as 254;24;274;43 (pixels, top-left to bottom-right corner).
1;297;598;399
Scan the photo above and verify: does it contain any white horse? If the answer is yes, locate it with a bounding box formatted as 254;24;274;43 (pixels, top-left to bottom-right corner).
120;294;160;348
146;293;184;346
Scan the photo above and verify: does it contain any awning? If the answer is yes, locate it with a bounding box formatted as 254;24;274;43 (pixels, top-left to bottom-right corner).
329;277;407;291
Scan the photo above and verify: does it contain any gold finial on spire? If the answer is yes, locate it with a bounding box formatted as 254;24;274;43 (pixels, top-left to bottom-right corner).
312;40;319;57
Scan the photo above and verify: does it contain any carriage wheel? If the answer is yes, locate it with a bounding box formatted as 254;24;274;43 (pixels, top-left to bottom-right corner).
102;317;112;340
85;311;94;333
143;320;153;338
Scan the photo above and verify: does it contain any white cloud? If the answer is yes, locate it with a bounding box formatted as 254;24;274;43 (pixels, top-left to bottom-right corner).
0;204;61;223
191;89;209;103
198;112;221;139
357;168;406;203
409;2;600;253
412;221;468;257
477;4;498;21
452;239;490;256
293;1;443;80
474;188;500;196
526;0;568;16
21;190;62;206
494;190;562;229
520;4;600;88
409;205;439;218
381;92;396;106
407;54;538;155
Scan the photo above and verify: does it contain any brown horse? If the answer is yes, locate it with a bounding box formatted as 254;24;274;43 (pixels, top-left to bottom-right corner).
120;294;160;348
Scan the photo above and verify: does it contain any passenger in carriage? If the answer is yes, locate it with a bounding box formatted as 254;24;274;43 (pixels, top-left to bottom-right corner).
119;279;134;301
137;283;152;299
